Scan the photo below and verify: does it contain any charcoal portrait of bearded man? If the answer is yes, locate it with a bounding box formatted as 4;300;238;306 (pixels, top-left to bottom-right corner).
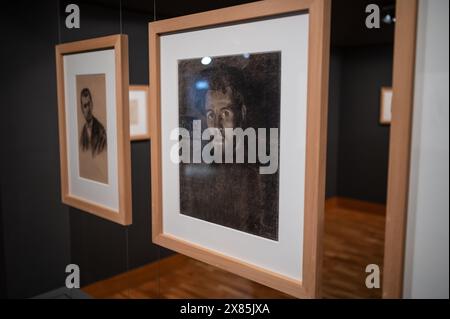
178;52;281;241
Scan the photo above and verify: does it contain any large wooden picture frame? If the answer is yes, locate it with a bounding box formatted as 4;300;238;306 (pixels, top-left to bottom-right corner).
383;0;418;298
55;35;132;225
149;0;330;298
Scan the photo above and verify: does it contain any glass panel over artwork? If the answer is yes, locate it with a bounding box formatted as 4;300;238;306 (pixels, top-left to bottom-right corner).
178;52;281;240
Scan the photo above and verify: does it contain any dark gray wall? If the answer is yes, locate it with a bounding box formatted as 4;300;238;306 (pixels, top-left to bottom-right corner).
325;50;342;198
0;186;5;298
336;45;393;204
0;1;71;298
326;45;393;203
0;0;168;297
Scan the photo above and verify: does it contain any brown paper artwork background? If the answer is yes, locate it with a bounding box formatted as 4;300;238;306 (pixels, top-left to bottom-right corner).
129;98;139;126
76;73;109;184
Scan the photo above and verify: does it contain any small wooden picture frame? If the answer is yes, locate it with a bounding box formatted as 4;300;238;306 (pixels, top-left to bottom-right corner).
55;35;132;225
129;85;150;141
380;86;393;125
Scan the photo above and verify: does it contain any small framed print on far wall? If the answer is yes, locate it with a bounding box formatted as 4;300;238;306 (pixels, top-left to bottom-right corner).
380;86;393;125
55;34;132;225
129;85;150;141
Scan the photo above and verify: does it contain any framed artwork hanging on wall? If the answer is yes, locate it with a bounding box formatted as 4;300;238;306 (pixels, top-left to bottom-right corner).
129;85;150;141
149;0;331;298
380;86;393;125
55;35;132;225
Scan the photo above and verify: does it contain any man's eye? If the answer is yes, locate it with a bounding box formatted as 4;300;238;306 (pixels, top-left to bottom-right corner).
221;110;231;118
206;112;214;120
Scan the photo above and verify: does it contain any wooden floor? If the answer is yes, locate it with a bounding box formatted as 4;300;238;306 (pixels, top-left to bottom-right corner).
322;197;385;298
83;197;385;299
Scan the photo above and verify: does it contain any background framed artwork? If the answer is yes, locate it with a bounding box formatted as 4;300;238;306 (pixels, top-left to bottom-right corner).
129;85;150;141
55;34;132;225
380;86;393;125
149;0;331;298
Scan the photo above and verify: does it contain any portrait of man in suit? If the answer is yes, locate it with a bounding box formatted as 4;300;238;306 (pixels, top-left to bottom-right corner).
79;87;107;156
178;53;281;240
76;74;109;184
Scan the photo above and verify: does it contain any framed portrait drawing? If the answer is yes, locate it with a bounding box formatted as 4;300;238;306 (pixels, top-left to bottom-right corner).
149;0;330;298
380;86;393;125
55;35;132;225
129;85;150;140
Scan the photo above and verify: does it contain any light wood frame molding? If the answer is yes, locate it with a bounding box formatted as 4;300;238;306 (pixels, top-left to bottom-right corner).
380;86;393;125
129;84;151;141
55;34;132;226
149;0;331;298
383;0;418;298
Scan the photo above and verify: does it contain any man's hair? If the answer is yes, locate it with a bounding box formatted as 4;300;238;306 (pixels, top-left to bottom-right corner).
80;88;93;106
194;64;246;115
